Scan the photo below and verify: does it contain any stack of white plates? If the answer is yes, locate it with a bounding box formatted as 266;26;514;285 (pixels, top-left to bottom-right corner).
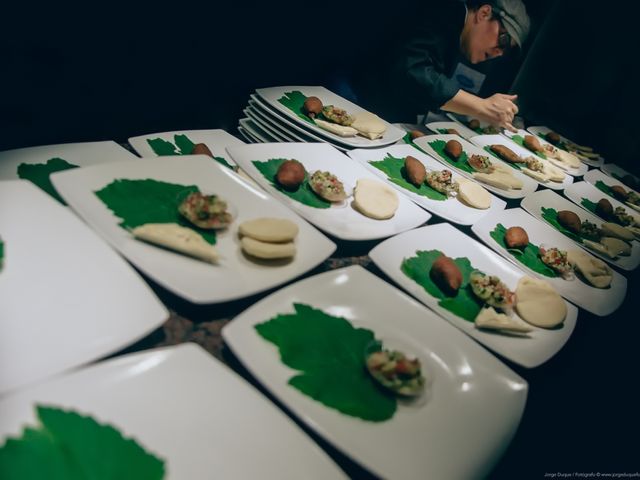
237;86;405;151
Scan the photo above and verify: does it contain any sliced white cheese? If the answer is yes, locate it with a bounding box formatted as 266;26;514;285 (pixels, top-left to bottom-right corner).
350;112;387;140
515;277;567;328
522;167;549;183
555;149;581;168
457;178;491;209
600;237;631;256
626;202;640;213
472;171;523;190
583;239;616;259
314;119;358;137
567;249;612;288
132;223;219;264
352;178;399;219
600;222;635;241
541;161;566;182
475;306;533;333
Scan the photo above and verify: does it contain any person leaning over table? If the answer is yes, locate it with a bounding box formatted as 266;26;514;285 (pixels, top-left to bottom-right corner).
347;0;530;132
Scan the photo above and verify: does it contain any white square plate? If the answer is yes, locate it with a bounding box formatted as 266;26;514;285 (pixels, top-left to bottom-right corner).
471;207;627;316
445;112;499;134
222;266;528;480
0;181;168;395
521;189;639;271
239;118;276;143
0;344;346;479
348;144;506;225
600;163;638;185
527;126;604;167
502;129;589;177
128;129;242;168
469;134;574;191
564;181;640;226
425;121;479;140
248;99;313;142
50;156;336;303
413;134;538;199
226;142;431;241
243;111;292;141
584;168;640;198
237;125;258;143
369;223;578;368
256;86;405;148
245;105;298;142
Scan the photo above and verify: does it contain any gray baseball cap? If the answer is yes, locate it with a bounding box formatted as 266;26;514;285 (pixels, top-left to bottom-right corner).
493;0;530;49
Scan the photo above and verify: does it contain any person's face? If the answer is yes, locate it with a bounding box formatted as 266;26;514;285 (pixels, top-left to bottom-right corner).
463;5;512;64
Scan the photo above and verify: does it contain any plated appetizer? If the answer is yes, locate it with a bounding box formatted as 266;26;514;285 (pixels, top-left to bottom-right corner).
365;348;425;397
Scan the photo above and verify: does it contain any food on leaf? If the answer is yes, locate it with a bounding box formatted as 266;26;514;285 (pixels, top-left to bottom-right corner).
469;270;515;309
276;159;306;190
515;277;566;328
596;198;614;219
366;348;425;397
610;185;628;201
178;192;232;230
557;210;582;234
468;119;480;130
404;155;426;187
132;223;219;263
426;169;459;196
309;171;347;202
580;219;601;241
612;206;635;227
302;96;323;118
430;254;463;296
444;139;463;159
490;144;521;163
410;129;425;140
504;226;529;249
545;131;561;145
321;105;354;126
539;246;573;278
191;143;214;157
523;135;543;152
468;154;493;172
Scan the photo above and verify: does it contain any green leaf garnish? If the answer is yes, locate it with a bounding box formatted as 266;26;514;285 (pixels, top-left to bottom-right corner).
401;132;429;155
511;135;547;159
427;140;474;174
277;91;315;125
368;154;447;200
17;158;80;205
595;180;615;198
146;135;234;170
95;179;216;244
252;159;331;209
255;303;397;422
581;197;598;215
540;207;583;243
483;146;521;170
489;224;557;277
401;250;483;322
0;405;165;479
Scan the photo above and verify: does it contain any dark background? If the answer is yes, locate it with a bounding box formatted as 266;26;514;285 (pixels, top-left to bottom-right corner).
2;1;639;478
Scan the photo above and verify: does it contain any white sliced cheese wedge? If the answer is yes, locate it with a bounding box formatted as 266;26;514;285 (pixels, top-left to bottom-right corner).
473;171;523;190
627;225;640;239
582;239;616;258
515;277;566;328
600;222;635;241
600;237;631;256
522;167;549;183
475;306;533;333
314;119;358;137
541;161;566;182
567;249;612;288
350;112;387;140
626;202;640;213
132;223;219;264
457;178;491;209
555;149;581;168
352;178;399;219
491;163;512;174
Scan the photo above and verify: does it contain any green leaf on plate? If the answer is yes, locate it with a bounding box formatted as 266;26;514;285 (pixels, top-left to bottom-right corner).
252;158;331;209
511;135;547;159
17;158;79;205
540;206;582;243
95;178;216;244
595;180;614;197
368;154;447;200
255;303;397;422
147;135;234;170
581;197;598;215
402;132;429;155
0;238;3;271
401;249;483;322
536;132;569;152
483;146;521;170
0;405;165;480
277;91;315;125
490;223;557;277
427;140;474;173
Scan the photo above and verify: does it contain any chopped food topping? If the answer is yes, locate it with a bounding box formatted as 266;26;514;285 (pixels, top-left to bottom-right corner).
309;171;347;202
321;105;354;126
539;246;573;278
178;192;233;229
469;270;516;309
426;169;459;196
580;220;601;241
468;154;493;173
524;156;544;172
613;206;635;227
366;348;425;397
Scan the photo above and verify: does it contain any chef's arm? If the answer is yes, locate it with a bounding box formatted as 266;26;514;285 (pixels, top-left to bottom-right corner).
441;89;519;132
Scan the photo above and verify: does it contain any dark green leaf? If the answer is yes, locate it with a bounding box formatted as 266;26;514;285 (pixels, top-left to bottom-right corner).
511;135;547;159
17;158;79;205
401;250;483;322
277;91;315;125
173;134;196;155
595;180;614;197
368;154;447;200
94;179;216;244
255;303;397;422
427;140;474;173
252;159;331;209
147;138;178;156
540;207;582;243
0;405;165;480
483;146;521;170
581;197;598;215
401;132;429;155
490;223;557;277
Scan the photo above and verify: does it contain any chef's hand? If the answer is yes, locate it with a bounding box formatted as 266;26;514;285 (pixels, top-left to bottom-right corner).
478;93;519;132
